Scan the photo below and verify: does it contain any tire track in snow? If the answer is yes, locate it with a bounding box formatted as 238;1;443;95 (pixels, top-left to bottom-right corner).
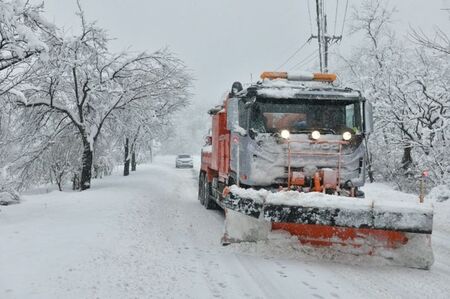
169;157;367;299
158;157;269;298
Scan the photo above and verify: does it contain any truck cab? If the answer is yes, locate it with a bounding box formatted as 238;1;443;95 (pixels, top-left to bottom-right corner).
227;73;372;194
200;72;373;206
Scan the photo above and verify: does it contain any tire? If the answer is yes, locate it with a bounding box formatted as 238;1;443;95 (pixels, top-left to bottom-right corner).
228;175;236;187
198;172;205;205
203;178;216;210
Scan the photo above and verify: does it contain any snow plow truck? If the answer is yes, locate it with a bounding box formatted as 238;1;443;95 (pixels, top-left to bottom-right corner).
198;71;434;269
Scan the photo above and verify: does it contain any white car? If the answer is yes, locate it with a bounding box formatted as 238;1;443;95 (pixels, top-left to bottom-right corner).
175;154;193;168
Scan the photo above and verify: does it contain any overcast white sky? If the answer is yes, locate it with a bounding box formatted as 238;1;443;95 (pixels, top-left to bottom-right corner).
39;0;449;107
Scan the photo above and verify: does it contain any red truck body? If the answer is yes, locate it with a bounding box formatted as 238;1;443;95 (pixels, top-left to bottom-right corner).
201;103;230;184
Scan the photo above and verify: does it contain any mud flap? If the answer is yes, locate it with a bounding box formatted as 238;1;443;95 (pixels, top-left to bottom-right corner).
222;208;271;245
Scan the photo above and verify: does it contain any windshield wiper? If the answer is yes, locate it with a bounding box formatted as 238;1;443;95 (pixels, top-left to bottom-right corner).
289;128;337;134
314;128;337;134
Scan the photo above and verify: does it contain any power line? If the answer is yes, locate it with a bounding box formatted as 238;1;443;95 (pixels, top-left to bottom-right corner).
340;0;349;36
307;0;313;35
275;40;310;70
293;40;338;71
289;50;317;70
291;52;317;70
334;0;339;36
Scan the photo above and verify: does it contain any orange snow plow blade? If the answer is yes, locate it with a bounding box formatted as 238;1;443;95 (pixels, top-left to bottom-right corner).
222;186;434;269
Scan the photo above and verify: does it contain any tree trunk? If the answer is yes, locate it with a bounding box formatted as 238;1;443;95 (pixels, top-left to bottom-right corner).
131;150;136;171
368;169;375;183
402;145;413;172
367;151;375;183
80;140;93;190
72;173;79;190
124;137;130;176
149;145;153;163
57;180;63;192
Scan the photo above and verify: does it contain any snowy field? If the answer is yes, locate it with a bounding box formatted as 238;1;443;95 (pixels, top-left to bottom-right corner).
1;156;450;299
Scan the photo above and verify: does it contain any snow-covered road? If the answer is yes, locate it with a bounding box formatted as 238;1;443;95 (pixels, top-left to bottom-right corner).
1;156;450;299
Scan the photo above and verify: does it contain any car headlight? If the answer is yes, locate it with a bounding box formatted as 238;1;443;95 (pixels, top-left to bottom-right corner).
311;130;321;140
342;131;352;141
280;130;290;139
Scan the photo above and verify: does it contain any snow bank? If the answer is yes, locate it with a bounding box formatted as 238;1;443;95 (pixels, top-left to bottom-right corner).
427;185;450;203
266;191;372;210
229;185;268;204
425;185;450;235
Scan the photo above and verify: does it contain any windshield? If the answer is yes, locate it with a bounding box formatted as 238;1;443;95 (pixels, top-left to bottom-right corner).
249;98;362;134
177;155;191;159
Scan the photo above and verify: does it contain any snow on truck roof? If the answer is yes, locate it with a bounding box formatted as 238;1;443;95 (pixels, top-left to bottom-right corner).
246;79;361;100
233;71;361;100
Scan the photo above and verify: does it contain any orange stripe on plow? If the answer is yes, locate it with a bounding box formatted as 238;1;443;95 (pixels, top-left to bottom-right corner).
272;223;408;252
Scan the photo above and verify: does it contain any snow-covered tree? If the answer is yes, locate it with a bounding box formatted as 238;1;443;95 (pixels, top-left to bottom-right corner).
0;0;53;201
0;2;192;194
11;5;191;190
113;87;190;175
340;0;450;191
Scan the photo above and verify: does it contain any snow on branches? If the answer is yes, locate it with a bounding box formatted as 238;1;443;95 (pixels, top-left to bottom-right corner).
0;2;192;193
0;0;54;94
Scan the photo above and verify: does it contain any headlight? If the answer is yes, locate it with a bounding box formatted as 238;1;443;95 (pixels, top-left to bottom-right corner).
280;129;290;139
311;130;321;140
342;131;352;141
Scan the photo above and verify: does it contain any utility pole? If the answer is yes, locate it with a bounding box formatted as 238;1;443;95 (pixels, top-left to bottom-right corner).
315;0;324;73
310;0;342;73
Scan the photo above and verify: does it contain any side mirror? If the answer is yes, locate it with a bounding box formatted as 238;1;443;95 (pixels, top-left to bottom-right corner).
204;136;212;146
227;98;247;136
364;101;374;134
248;128;258;139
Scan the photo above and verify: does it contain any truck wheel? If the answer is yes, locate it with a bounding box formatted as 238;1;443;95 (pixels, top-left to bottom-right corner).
198;173;205;205
203;179;216;210
228;175;236;186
